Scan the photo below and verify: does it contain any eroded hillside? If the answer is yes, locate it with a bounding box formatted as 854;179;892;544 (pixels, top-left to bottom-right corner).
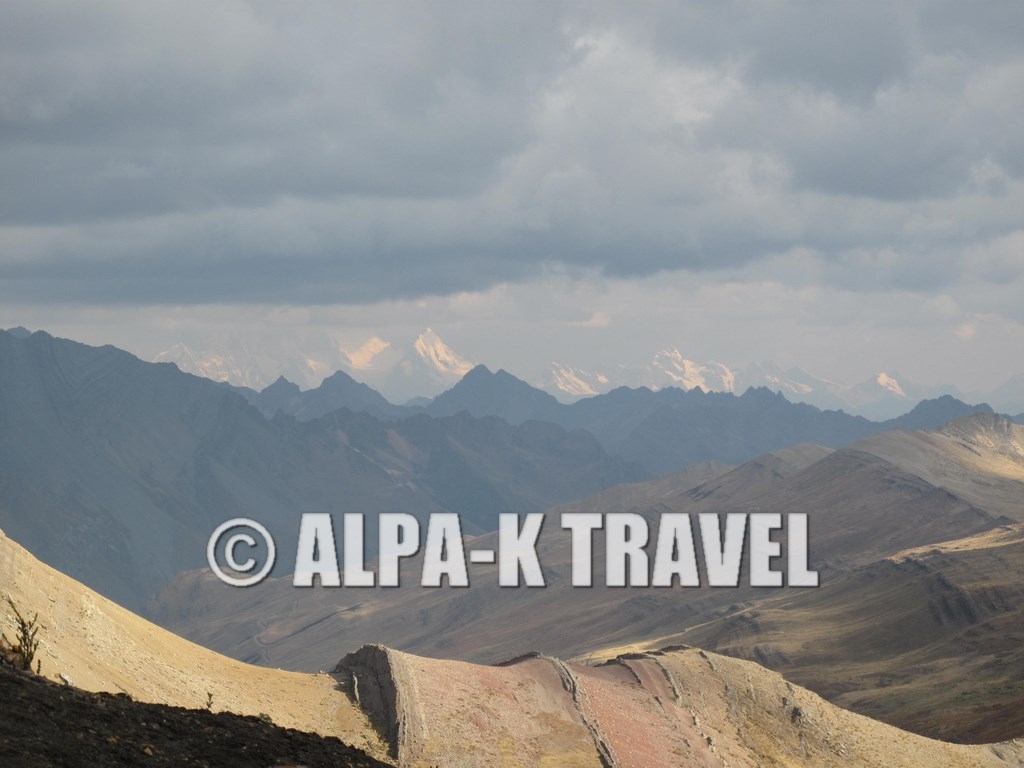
334;644;1024;767
644;523;1024;742
5;525;1023;766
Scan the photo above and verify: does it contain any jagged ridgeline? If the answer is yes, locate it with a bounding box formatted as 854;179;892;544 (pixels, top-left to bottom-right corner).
0;330;639;610
0;328;995;612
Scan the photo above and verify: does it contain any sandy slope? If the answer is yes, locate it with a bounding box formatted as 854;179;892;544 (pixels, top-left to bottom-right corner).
0;527;389;762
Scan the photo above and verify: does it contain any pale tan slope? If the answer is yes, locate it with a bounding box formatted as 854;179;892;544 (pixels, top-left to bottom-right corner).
0;527;389;761
853;413;1024;520
651;649;1023;768
335;644;1024;768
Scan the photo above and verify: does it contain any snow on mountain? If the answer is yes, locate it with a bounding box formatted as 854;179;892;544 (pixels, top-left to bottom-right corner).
153;330;1002;420
154;329;476;404
734;361;816;398
737;364;919;418
547;363;607;399
339;336;392;371
413;328;474;382
541;354;938;419
153;343;273;390
847;372;910;405
369;328;477;403
732;363;859;413
545;351;737;400
645;348;735;392
876;372;906;397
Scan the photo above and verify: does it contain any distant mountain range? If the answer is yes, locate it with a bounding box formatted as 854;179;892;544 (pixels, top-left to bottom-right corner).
146;327;1024;417
545;355;981;420
425;365;1001;475
233;358;998;477
0;326;1004;613
154;328;473;403
0;329;638;611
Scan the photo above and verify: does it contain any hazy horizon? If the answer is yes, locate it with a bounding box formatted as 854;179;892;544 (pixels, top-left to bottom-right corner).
5;322;1022;417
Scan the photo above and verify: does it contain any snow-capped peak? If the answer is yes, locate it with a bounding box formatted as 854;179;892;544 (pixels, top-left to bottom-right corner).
876;372;906;397
340;336;392;371
648;349;736;392
549;363;604;398
154;342;196;367
154;343;266;388
414;329;474;378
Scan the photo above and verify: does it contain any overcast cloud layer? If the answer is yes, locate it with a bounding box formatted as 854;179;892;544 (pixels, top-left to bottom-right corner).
2;1;1023;393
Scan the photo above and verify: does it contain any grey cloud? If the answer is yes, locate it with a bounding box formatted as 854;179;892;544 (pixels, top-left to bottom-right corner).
0;1;1022;306
918;1;1024;60
595;1;913;102
0;1;569;224
742;4;912;102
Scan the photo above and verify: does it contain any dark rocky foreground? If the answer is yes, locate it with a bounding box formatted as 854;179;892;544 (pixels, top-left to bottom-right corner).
0;661;389;768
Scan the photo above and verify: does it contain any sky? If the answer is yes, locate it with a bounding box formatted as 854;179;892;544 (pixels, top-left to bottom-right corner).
2;1;1023;396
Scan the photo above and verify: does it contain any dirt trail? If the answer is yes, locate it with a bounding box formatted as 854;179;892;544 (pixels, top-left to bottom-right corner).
542;654;619;767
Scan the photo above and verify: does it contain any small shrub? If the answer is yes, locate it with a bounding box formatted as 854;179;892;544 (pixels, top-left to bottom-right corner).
1;597;42;673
